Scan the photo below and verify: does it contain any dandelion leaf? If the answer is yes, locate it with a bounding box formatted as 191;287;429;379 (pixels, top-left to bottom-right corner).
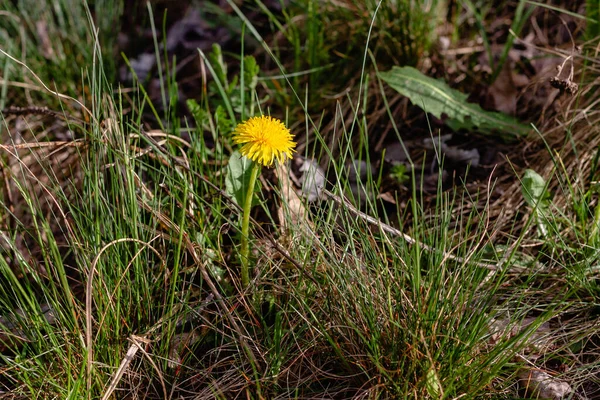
209;43;227;87
243;55;260;91
214;106;233;134
187;99;209;129
521;169;552;237
378;66;530;138
226;151;258;206
521;169;550;209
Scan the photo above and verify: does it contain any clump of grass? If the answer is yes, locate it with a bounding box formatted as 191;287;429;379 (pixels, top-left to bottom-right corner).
254;0;443;106
1;1;600;399
0;0;122;109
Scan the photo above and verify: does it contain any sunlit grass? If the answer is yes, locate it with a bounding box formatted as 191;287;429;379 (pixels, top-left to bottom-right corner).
0;1;598;399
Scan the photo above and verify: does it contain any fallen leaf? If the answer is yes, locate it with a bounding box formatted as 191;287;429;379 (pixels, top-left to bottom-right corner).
275;162;314;236
519;369;572;400
487;61;520;115
377;191;397;204
299;158;326;202
443;145;480;167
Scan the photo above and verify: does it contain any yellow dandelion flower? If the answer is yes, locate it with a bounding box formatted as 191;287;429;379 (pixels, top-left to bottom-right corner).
233;115;296;167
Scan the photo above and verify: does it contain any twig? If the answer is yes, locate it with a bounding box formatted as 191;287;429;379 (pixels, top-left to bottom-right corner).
0;140;87;152
1;105;87;125
100;335;149;400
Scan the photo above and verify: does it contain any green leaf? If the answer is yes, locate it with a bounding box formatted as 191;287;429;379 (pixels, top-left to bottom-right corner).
187;99;209;129
378;66;530;138
521;169;550;209
226;151;255;206
227;74;239;95
390;164;409;184
243;55;260;91
208;43;227;87
214;106;233;134
521;169;552;237
425;367;443;398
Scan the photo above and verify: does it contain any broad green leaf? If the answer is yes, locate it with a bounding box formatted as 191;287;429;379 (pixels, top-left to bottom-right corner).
378;66;530;137
521;169;550;209
521;169;551;237
226;151;257;206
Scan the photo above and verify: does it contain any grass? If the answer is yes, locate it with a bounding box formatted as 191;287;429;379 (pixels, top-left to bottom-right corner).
1;0;599;398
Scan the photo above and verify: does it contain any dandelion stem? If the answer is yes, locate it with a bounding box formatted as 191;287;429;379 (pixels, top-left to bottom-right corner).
240;162;261;288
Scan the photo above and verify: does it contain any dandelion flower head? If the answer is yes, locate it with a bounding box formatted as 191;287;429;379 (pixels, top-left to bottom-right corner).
233;115;296;167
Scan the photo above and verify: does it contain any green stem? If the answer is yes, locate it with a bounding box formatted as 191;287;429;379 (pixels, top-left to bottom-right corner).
240;162;261;288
